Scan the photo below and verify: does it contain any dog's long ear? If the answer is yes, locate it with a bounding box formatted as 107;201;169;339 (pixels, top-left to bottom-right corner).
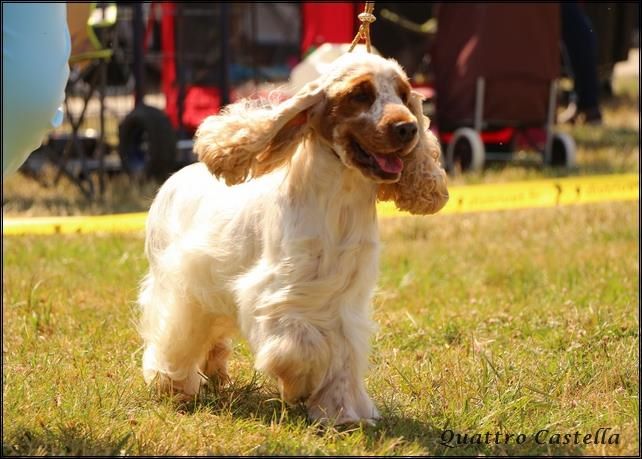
194;81;325;185
378;91;449;214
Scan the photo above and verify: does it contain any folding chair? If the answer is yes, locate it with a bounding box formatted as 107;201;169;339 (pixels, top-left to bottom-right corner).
49;3;118;198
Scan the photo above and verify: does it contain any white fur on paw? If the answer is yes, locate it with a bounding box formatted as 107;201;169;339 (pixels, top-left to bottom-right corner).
143;347;203;396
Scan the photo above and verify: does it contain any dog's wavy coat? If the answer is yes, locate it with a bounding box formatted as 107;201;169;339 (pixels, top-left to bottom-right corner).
139;53;448;424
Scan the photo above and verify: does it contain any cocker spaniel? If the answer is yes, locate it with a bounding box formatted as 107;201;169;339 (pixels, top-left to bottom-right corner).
139;52;448;424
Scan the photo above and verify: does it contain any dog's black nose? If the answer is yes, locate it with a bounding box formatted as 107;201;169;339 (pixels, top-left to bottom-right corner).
393;122;418;143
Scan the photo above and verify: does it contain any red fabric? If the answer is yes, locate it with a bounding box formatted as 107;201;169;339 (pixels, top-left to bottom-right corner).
433;4;560;128
160;3;222;133
161;3;360;133
160;2;179;128
438;127;548;150
301;2;357;55
439;128;515;145
181;86;221;133
180;86;292;134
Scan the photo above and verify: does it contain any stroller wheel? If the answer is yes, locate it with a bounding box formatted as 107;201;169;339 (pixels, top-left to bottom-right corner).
446;127;485;173
548;132;576;168
119;105;178;182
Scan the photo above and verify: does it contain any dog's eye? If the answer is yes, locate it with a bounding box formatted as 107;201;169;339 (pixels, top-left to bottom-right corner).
351;90;372;103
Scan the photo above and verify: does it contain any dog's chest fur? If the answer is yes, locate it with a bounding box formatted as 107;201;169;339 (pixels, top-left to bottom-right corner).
230;146;381;342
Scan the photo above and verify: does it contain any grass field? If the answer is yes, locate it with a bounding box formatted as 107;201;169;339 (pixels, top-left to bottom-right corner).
2;73;639;455
2;202;639;455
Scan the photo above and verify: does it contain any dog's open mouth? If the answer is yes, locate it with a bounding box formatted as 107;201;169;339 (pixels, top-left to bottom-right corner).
351;139;404;178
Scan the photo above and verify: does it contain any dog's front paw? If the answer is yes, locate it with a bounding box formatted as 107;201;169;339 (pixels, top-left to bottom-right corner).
145;369;204;399
306;389;379;426
143;345;206;398
307;406;379;427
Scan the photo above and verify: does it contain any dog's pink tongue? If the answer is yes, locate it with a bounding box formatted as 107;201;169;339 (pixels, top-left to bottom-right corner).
373;154;403;173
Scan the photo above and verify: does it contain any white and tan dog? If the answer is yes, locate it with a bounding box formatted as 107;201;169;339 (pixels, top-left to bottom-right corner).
139;52;448;424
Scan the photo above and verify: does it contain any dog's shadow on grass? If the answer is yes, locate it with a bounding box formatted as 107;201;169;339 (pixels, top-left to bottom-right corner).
175;375;586;456
176;372;309;424
2;424;135;456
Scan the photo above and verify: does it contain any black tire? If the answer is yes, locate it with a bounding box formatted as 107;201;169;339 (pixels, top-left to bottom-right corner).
446;127;485;173
118;104;177;182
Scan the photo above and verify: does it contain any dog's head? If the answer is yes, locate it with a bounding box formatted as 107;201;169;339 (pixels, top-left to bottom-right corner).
315;53;421;183
313;53;448;214
195;53;448;215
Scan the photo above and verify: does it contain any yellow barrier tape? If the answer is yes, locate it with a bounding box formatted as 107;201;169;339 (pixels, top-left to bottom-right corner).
2;212;148;236
3;174;638;235
377;173;638;217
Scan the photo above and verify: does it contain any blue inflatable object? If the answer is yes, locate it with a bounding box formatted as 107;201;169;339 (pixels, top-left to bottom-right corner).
2;3;71;177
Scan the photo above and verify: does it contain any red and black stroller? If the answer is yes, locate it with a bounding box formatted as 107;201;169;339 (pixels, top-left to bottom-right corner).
431;4;576;173
119;2;362;181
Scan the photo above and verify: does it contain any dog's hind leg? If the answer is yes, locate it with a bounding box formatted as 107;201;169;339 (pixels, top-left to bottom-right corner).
139;274;221;397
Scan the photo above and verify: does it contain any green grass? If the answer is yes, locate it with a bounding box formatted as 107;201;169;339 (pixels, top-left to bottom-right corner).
2;201;639;455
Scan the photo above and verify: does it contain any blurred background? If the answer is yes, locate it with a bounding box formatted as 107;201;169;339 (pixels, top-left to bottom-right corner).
2;2;639;215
